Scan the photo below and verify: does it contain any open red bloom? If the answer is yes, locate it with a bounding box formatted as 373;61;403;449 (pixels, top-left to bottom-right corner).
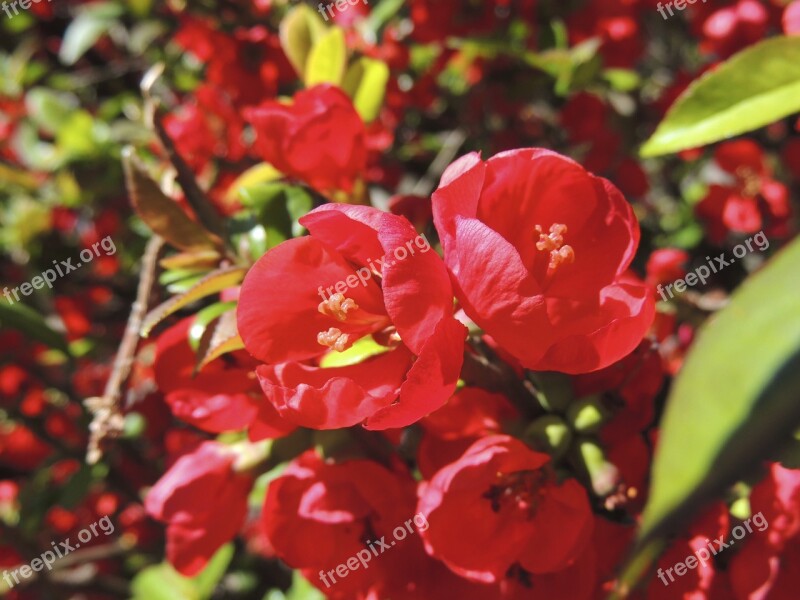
418;435;593;584
262;451;424;598
432;148;654;374
244;85;367;193
144;441;254;575
237;204;466;430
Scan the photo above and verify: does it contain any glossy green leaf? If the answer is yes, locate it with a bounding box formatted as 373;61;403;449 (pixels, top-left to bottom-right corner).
641;36;800;157
305;27;347;87
342;57;390;123
615;237;800;595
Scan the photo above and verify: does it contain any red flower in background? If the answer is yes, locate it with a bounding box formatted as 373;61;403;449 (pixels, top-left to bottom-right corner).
432;148;654;374
244;85;367;193
164;85;246;172
418;435;593;583
694;0;771;59
696;139;792;242
237;204;466;430
785;0;800;34
145;441;254;575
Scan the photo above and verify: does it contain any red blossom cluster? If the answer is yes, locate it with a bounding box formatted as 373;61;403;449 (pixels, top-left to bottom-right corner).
2;0;800;599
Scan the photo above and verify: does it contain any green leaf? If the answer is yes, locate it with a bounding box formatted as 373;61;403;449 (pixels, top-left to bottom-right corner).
615;237;800;595
305;27;347;87
25;88;79;135
142;266;247;337
131;543;234;600
240;183;313;246
342;57;390;123
188;301;237;351
279;4;328;78
0;301;70;355
58;3;123;66
225;162;283;205
641;36;800;157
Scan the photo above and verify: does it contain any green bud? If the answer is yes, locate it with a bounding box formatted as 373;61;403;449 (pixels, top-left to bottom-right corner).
567;395;610;434
524;415;572;459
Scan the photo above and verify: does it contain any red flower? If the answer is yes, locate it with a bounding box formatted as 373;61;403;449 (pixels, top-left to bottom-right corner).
237;204;466;430
695;0;770;59
418;388;519;478
163;85;246;172
785;1;800;35
262;451;420;599
417;435;593;584
244;85;367;193
696;139;791;242
144;441;254;576
432;148;654;374
646;248;690;288
154;317;295;440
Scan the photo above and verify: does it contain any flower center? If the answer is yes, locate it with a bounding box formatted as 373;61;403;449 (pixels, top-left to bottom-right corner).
535;223;575;273
317;327;351;352
483;470;547;515
735;166;761;198
316;293;360;352
318;293;359;322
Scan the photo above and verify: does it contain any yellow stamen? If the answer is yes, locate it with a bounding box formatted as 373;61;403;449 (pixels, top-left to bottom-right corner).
535;223;575;272
318;293;359;322
317;327;351;352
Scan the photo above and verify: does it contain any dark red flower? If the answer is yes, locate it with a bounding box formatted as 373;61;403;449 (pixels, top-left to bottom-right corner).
144;441;254;575
418;435;593;583
432;148;654;374
237;204;466;430
244;85;367;193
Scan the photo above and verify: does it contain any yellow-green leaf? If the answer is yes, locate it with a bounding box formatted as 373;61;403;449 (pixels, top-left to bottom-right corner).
342;57;390;123
641;36;800;157
305;27;347;87
614;237;800;596
141;266;246;337
280;4;328;79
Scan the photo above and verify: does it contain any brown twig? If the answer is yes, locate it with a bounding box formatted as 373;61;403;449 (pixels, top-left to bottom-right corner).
84;235;164;464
